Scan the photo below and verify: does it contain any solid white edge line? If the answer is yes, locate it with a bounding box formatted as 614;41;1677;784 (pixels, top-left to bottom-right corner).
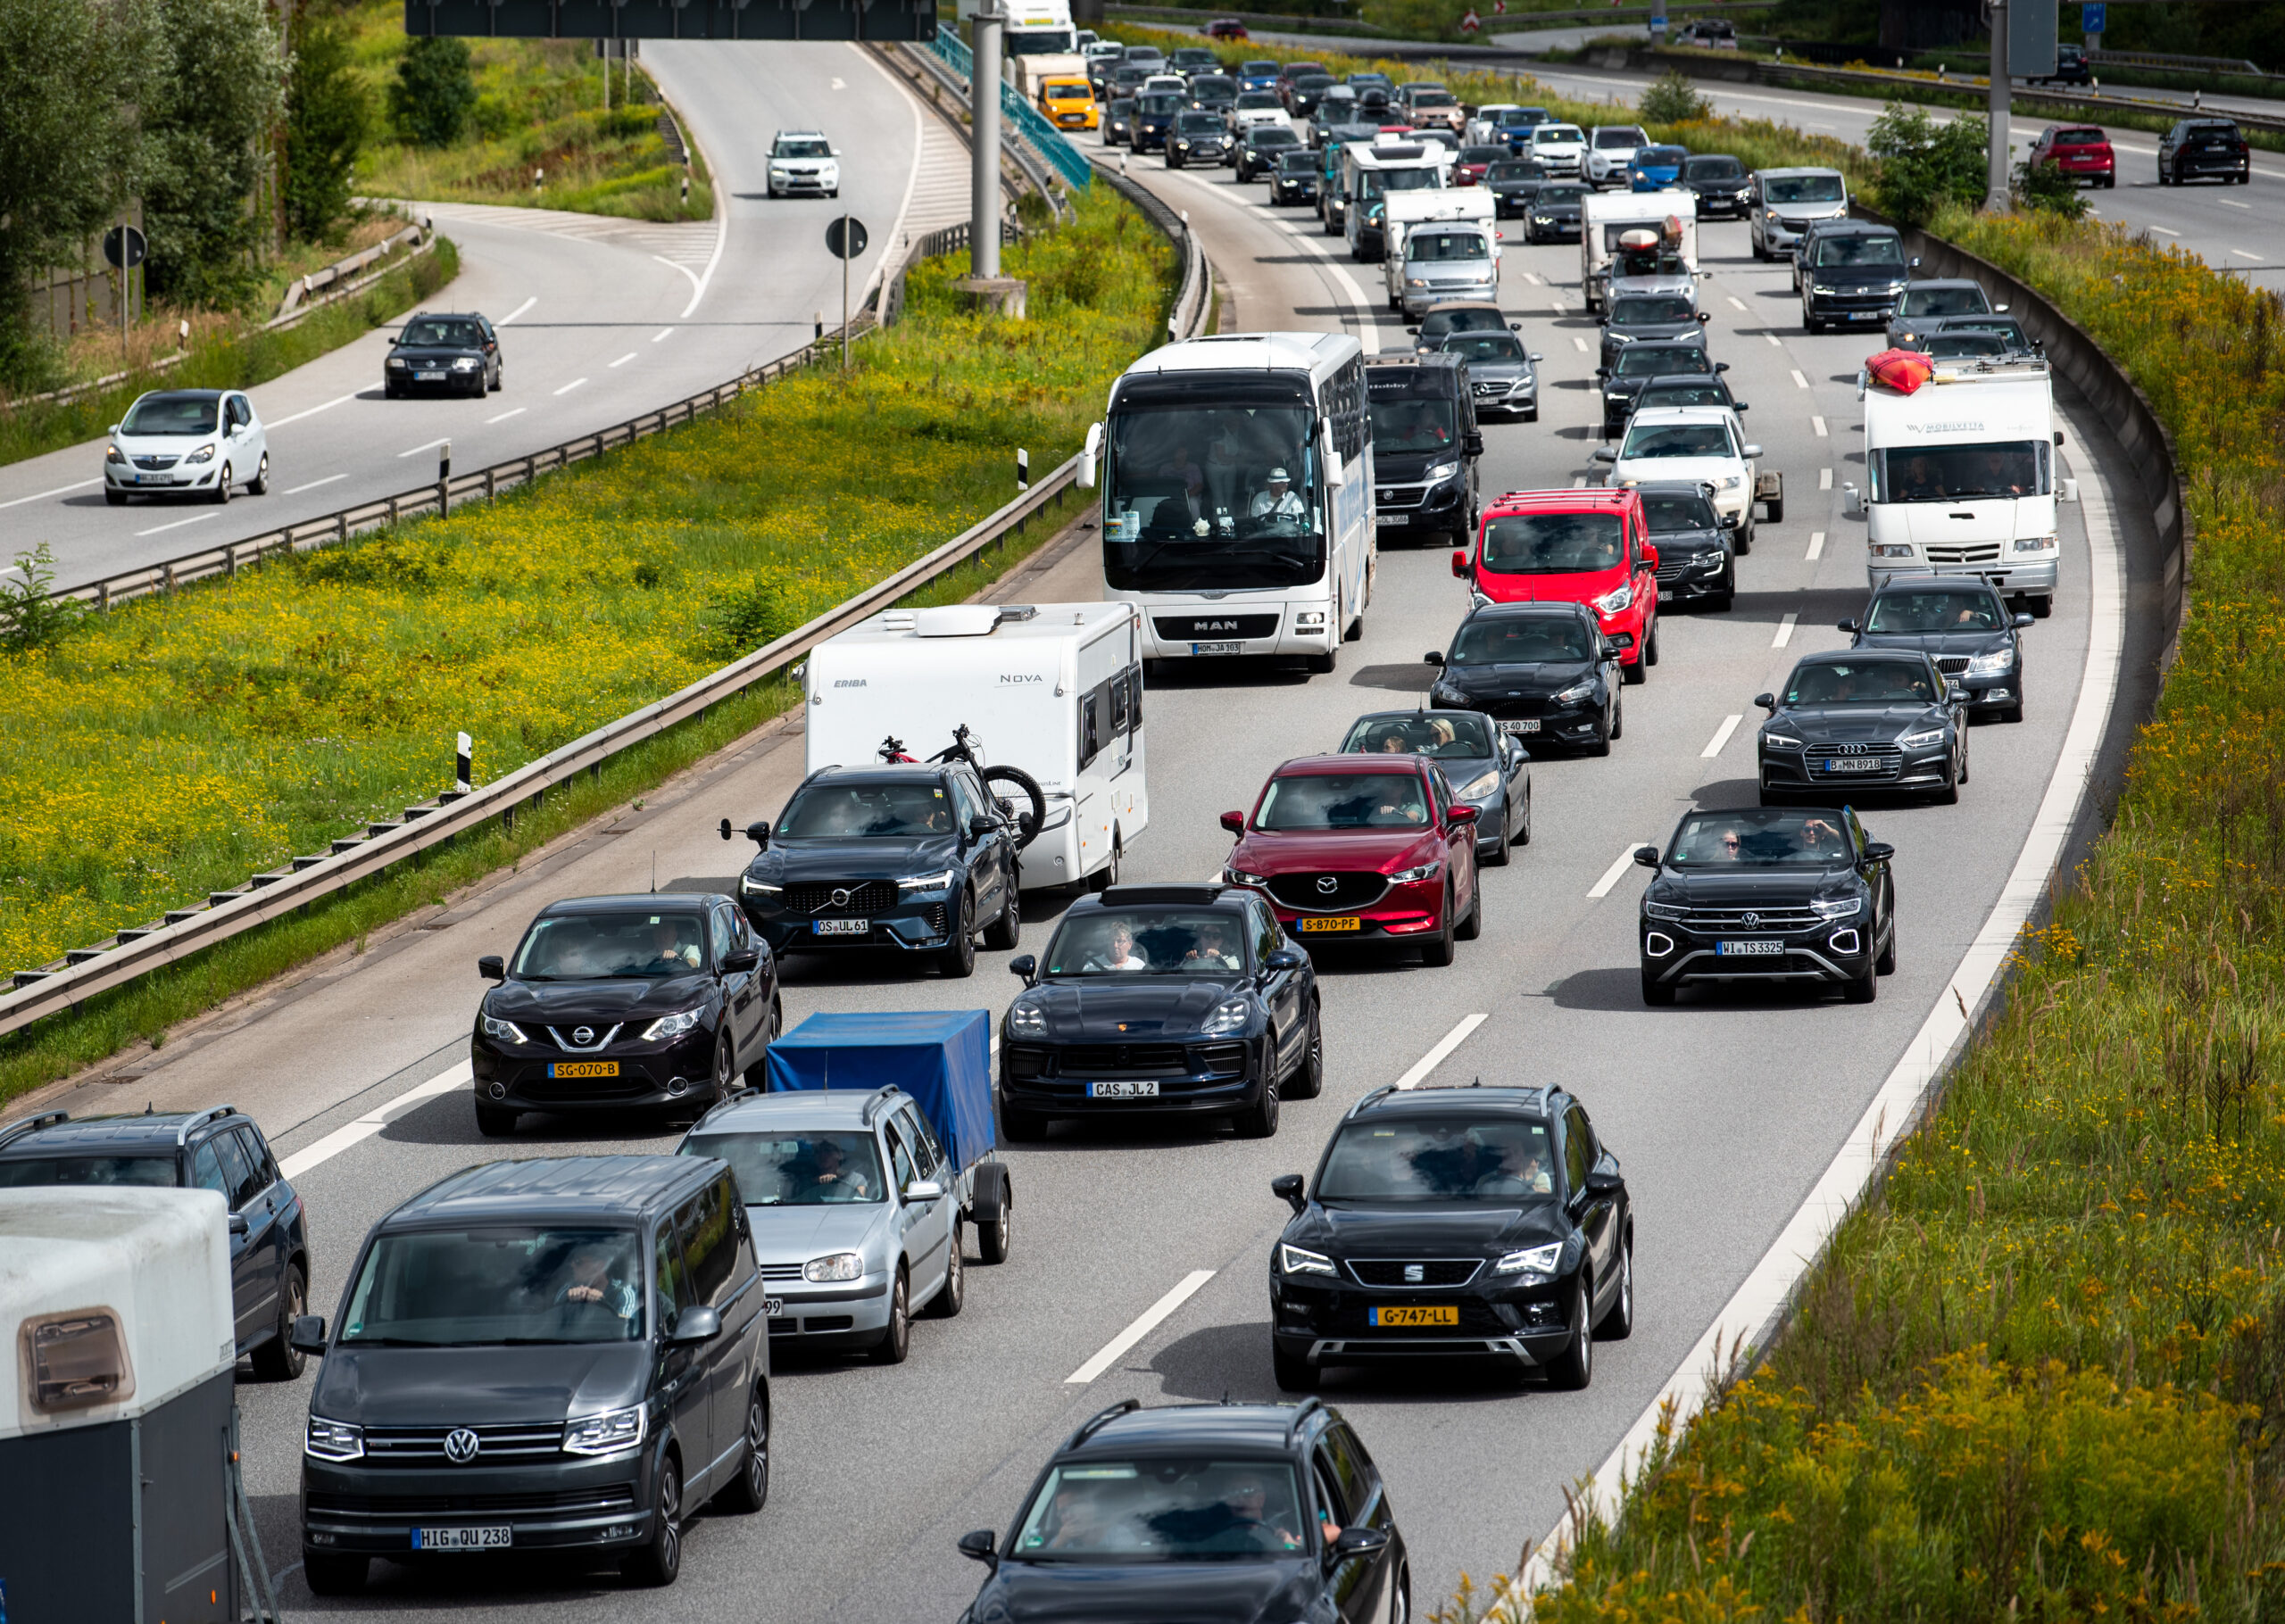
262;391;360;431
133;512;219;538
283;474;348;495
497;295;537;325
1065;1269;1217;1383
677;200;729;322
1772;611;1798;648
1585;843;1641;900
278;1063;474;1181
1514;405;2127;1612
0;477;101;510
553;377;588;397
1392;1013;1487;1091
852;39;928;311
1806;531;1825;561
1699;714;1741;758
652;253;705;306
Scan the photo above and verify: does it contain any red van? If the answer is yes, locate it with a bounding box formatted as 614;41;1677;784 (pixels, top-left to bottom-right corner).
1454;488;1660;683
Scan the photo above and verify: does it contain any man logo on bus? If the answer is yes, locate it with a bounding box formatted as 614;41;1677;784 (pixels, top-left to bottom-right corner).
1193;621;1238;633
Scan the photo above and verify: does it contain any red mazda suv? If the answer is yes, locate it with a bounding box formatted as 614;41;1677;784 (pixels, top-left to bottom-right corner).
1219;755;1482;965
1454;487;1660;684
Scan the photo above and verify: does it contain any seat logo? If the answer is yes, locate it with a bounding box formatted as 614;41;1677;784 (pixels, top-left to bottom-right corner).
830;888;854;908
1316;876;1338;895
571;1027;595;1046
444;1428;480;1464
1403;1264;1425;1283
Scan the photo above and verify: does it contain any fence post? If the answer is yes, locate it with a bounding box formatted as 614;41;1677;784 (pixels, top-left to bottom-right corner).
336;510;347;545
226;544;237;578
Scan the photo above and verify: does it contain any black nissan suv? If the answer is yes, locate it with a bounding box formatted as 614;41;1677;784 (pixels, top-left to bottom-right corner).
1267;1081;1632;1391
384;311;501;398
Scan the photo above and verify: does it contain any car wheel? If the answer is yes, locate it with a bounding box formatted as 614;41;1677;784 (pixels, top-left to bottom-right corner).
489;365;503;393
1875;916;1898;975
1735;521;1753;557
1596;1233;1633;1339
1622;648;1645;686
303;1554;370;1595
212;462;232;503
2000;700;2024;724
105;488;126;506
1420;888;1457;966
1516;783;1532;846
712;1393;769;1513
709;1032;737;1102
941;891;977;978
251;1262;308;1380
1456;875;1483;940
976;1187;1011;1264
1085;835;1122;893
2029;594;2053;619
1803;313;1824;335
1641;969;1674;1007
1288;1000;1325;1098
1307;646;1337;675
475;1100;518;1137
248;453;270;495
624;1455;683;1586
1545;1274;1593;1389
1236;1040;1281;1137
925;1228;966;1317
1958;739;1970;785
1643;618;1660;668
1483;808;1511;867
1936;766;1960;806
1844;953;1879;1003
869;1267;911;1363
984;882;1021;951
1272;1340;1317;1392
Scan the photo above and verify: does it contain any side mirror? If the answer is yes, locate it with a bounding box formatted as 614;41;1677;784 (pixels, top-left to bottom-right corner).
958;1529;1000;1569
1530;352;1545;362
1404;325;1420;335
1334;1526;1392;1558
1271;1172;1307;1214
1602;639;1623;659
1997;302;2011;313
1734;401;1749;411
1861;841;1896;863
228;1213;250;1236
968;814;999;839
1594;368;1609;378
1445;803;1479;827
110;423;121;435
669;1305;722;1345
1463;433;1484;456
478;955;506;981
1641;544;1659;572
723;946;761;973
1219;810;1247;836
1584;1166;1624;1196
2014;612;2034;628
289;1314;329;1356
902;1179;947;1204
1753;692;1776;710
2060;476;2080;503
1591;448;1617;463
1838;617;1860;634
1009;954;1038;982
1078;420;1102;488
1423;650;1445;667
1320;419;1346;486
1843;484;1865;518
1909;256;1922;269
1741;443;1763;459
1633;845;1659;868
1264;948;1303;974
1451;550;1470;579
1697;310;1710;322
1715;361;1731;372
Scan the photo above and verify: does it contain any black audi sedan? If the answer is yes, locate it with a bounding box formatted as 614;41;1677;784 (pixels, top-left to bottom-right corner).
1677;152;1752;218
1268;1081;1631;1391
999;884;1317;1141
1484;155;1547;217
1425;601;1623;757
1634;803;1895;1006
1755;650;1969;805
957;1399;1408;1623
1598;343;1725;440
1524;180;1588;243
1337;708;1531;864
383;311;501;398
724;763;1021;978
471;893;781;1136
1842;576;2032;722
1633;481;1736;610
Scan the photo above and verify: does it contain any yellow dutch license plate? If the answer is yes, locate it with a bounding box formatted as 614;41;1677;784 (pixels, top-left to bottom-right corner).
548;1061;619;1079
1371;1305;1458;1327
1299;916;1361;934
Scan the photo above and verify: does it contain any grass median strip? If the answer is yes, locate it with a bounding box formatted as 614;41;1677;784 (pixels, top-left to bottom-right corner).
0;186;1172;1104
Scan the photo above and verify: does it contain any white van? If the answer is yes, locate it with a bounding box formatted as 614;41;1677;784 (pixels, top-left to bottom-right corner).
1381;190;1499;315
802;602;1148;890
1342;139;1447;261
1848;357;2075;617
1580;189;1698;313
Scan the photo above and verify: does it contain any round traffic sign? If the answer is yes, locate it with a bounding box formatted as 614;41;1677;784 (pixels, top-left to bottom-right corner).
104;225;147;270
824;216;869;261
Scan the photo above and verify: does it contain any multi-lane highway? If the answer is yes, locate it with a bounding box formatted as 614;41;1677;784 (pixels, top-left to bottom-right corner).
0;41;965;593
4;72;2156;1618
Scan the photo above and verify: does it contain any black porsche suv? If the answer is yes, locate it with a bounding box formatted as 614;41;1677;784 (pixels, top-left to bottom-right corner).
999;884;1320;1141
383;311;502;398
1268;1081;1632;1391
470;892;781;1136
724;763;1021;978
1842;575;2032;722
1634;804;1896;1006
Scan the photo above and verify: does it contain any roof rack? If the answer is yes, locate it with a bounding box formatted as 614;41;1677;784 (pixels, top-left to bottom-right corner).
1283;1396;1326;1442
1343;1086;1400;1119
0;1110;70;1153
860;1086;906;1127
176;1104;240;1146
1064;1397;1143;1453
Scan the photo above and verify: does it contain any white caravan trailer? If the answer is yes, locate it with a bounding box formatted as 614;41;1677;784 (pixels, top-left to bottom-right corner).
1580;188;1699;313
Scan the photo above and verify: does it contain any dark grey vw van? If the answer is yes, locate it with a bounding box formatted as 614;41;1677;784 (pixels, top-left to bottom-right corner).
293;1156;769;1594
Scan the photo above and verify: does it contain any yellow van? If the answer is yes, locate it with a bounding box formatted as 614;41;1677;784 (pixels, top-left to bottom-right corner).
1039;75;1100;131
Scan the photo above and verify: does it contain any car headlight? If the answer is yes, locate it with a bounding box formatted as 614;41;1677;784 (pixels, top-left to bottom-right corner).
1594;583;1633;614
105;443;124;462
185;443;216;464
1719;475;1745;492
1694;551;1727;571
898;870;955;891
480;1013;529;1044
1899;727;1948;750
386;356;408;369
452;356;479;370
804;1252;864;1283
1492;1241;1563;1279
1552;678;1597;705
1388;859;1443;885
562;1404;645;1457
1176;140;1191;149
1882;282;1907;294
1008;1001;1047;1037
1870;543;1915;559
1280;1243;1336;1277
2012;535;2057;553
1406;277;1430;288
1426;461;1459;483
305;1417;363;1462
1430;681;1467;704
1764;732;1806;750
641;1009;704;1043
1967;647;2015;675
1811;897;1863;920
740;874;783;896
1642;899;1687;921
769;162;789;172
1201;998;1253;1036
1451;770;1500;800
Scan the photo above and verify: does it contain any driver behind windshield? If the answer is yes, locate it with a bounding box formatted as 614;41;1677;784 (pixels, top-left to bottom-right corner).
1184;919;1242;970
555;1242;642;1323
1250;467;1306;520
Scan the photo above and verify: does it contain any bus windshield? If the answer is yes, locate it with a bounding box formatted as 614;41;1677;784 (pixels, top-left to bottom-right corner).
1103;403;1326;592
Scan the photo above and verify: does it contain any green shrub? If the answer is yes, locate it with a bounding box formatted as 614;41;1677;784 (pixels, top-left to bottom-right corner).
389;35;477;148
1638;68;1712;125
1866;100;1988;228
2012;155;2090;219
286;17;372;244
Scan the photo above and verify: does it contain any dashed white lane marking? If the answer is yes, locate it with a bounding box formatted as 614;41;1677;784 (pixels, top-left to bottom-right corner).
0;478;99;510
2222;198;2252;209
1700;714;1742;758
1791;369;1809;389
278;1065;472;1181
1587;843;1644;899
396;437;450;459
2150;225;2182;236
609;352;638;367
1773;611;1798;648
652;327;675;342
284;474;347;495
1725;294;1746;311
2233;248;2262;260
1765;332;1782;346
263;391;359;430
1572;476;1588;487
1820;467;1832;490
1807;530;1825;560
1812;416;1828;436
498;295;537;324
1065;1270;1217;1384
133;512;219;538
1393;1014;1489;1090
1523;271;1543;285
486;407;526;425
1572;336;1589;351
553;377;588;396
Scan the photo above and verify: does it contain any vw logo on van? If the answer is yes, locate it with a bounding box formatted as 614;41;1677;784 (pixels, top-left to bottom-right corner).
1316;876;1338;895
443;1428;481;1464
571;1027;594;1046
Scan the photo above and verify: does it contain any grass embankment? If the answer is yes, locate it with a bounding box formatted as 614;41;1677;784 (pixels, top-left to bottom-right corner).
0;188;1172;1102
0;231;460;469
1442;212;2285;1623
342;0;712;220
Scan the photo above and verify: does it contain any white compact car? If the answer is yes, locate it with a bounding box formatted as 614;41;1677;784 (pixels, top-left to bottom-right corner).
1584;123;1650;186
1229;92;1293;132
104;388;270;507
1594;406;1762;545
767;129;841;198
1529;122;1587;177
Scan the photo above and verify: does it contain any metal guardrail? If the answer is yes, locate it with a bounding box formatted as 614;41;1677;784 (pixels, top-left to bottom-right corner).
926;24;1099;194
1090;155;1214;339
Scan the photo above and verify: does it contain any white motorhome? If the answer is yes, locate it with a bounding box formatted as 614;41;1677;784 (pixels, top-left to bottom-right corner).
1342;138;1448;261
1380;190;1499;314
994;0;1087;98
1581;189;1698;313
1848;357;2074;617
0;1188;239;1621
802;602;1147;890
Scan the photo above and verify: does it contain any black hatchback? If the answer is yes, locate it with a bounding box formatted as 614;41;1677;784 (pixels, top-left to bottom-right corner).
293;1156;770;1595
1268;1081;1632;1390
471;893;781;1137
958;1398;1408;1624
384;311;501;398
2159;117;2249;186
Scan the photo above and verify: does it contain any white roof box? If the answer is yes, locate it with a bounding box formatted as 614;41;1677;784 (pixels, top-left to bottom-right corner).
0;1188;234;1439
916;605;1010;638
